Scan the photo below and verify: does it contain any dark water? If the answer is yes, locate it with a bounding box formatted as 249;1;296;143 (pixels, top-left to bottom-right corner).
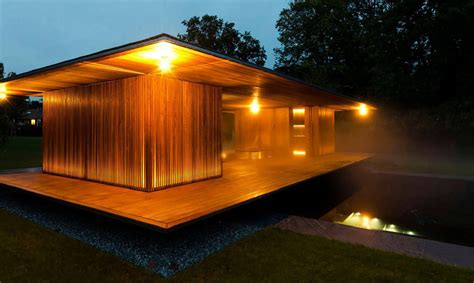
265;165;474;247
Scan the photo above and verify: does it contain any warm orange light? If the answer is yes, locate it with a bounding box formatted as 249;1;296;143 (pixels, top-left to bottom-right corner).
0;93;6;101
159;59;172;73
250;97;260;114
293;124;305;128
293;108;305;114
141;41;177;73
359;103;368;116
155;42;176;58
221;152;227;159
293;150;306;156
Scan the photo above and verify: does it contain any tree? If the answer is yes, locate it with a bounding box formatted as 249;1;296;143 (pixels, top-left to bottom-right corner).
0;62;27;139
178;15;267;66
1;62;16;79
275;0;365;96
275;0;474;135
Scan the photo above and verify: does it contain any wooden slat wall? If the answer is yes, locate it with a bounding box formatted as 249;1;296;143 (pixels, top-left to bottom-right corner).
43;74;222;192
318;107;335;154
303;106;335;155
148;77;222;188
304;106;319;157
43;90;88;178
234;108;291;155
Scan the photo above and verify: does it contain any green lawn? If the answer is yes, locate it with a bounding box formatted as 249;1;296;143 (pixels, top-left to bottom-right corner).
0;209;473;282
0;136;42;170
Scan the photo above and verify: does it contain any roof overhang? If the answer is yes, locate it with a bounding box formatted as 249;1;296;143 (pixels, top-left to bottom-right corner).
0;34;374;111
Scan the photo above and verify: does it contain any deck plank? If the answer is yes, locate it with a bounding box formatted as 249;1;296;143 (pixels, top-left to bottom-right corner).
0;152;371;229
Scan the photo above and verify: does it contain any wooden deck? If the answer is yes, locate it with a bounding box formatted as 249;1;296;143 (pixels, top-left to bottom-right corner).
0;152;371;230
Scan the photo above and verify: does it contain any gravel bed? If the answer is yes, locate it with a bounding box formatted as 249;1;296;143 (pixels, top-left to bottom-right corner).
0;188;286;277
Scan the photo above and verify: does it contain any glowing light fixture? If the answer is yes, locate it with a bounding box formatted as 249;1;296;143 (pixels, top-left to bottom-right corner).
362;216;370;228
141;41;178;73
221;152;227;159
359;103;368;116
339;212;416;235
159;60;172;73
293;108;305;114
155;42;175;58
156;42;176;73
293;150;306;156
0;84;6;101
31;119;36;126
250;97;260;114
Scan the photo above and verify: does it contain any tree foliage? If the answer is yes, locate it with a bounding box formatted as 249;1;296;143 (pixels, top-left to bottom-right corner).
178;15;267;66
275;0;474;134
0;63;27;143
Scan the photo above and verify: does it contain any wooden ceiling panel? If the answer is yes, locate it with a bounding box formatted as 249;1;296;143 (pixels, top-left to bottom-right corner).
0;34;372;110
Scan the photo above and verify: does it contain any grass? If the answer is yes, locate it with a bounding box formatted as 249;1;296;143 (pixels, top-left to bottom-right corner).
0;136;42;170
0;209;473;282
0;209;158;282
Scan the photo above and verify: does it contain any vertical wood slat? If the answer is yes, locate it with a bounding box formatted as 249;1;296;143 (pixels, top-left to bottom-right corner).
304;106;335;155
318;107;335;154
234;108;291;155
304;106;318;157
43;74;222;192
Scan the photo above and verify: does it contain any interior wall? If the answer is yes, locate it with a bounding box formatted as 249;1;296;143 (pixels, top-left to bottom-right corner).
43;74;222;192
303;106;335;156
234;108;291;156
232;106;335;158
316;107;335;154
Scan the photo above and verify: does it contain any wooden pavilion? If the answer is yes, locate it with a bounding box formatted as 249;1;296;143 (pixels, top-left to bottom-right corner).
0;34;373;229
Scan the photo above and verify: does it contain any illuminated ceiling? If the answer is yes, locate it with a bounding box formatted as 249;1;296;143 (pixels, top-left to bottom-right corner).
0;34;373;111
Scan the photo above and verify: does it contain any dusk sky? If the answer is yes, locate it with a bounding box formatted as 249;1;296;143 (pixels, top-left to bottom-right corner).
0;0;289;75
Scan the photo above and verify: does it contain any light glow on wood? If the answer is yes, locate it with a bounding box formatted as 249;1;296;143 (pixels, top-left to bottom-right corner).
0;85;6;100
293;108;305;114
43;74;222;192
359;103;368;116
159;59;172;73
235;108;291;157
140;41;177;73
250;97;260;114
293;150;306;156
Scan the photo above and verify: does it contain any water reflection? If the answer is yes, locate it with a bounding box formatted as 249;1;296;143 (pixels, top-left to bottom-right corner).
268;166;474;247
338;212;418;236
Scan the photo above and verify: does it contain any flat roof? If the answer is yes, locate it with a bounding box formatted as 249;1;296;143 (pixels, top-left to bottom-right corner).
0;33;372;110
0;153;370;230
